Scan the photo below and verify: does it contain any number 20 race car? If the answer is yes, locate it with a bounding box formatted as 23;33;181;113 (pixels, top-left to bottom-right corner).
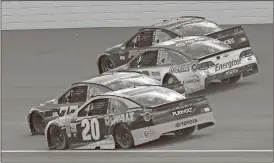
97;16;250;73
108;36;259;94
28;72;182;135
45;85;215;150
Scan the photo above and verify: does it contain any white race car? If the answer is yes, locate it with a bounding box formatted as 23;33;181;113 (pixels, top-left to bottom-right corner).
108;36;259;94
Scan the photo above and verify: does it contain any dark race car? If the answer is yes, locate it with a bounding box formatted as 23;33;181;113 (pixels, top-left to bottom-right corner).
107;36;259;94
45;85;215;150
28;72;184;135
97;16;251;74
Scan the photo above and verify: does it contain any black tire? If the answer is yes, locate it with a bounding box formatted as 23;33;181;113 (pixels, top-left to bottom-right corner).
114;124;134;149
174;126;196;137
48;125;68;150
31;111;46;135
163;74;180;85
221;74;241;84
99;55;115;74
163;74;186;95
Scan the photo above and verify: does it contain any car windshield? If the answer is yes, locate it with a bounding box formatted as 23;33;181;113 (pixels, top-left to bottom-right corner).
129;87;184;107
106;76;161;91
172;22;222;36
181;39;231;58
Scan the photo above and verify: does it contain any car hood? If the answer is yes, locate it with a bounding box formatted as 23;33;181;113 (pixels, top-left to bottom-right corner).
105;43;123;53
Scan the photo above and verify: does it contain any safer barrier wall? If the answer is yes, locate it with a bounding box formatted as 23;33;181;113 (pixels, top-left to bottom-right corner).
2;1;273;30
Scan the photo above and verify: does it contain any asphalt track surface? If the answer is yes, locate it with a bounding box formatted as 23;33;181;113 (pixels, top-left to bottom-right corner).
2;24;273;163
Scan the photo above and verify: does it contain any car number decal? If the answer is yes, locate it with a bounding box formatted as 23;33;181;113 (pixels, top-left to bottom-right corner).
81;118;100;141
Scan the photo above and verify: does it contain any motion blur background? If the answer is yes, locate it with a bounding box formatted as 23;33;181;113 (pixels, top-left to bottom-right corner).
1;1;273;163
2;1;273;30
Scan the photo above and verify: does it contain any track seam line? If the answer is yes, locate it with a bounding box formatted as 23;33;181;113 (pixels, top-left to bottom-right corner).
1;149;273;153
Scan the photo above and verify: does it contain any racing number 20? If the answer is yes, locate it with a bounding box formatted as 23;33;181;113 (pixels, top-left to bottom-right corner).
81;118;100;141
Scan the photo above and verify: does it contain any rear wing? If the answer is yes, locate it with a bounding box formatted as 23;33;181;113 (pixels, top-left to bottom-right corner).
147;95;208;110
196;44;251;61
206;25;251;49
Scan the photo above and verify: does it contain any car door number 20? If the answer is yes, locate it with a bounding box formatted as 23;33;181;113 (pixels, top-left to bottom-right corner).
81;118;100;141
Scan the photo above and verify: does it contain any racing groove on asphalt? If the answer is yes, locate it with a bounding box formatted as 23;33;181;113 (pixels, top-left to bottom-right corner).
2;24;273;163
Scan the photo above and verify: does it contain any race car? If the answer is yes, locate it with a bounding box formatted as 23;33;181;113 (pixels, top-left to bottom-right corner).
107;36;259;94
28;71;185;135
45;85;215;150
97;16;250;74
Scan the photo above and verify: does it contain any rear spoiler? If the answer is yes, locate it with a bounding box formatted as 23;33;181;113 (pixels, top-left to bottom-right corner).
196;44;251;61
178;16;205;19
206;25;251;49
101;70;143;76
146;95;208;110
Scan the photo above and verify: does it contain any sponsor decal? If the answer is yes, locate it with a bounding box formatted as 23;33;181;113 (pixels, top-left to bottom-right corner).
143;130;150;139
151;71;160;76
120;56;125;60
182;75;200;85
175;118;198;128
175;37;205;47
169;63;190;73
172;107;194;116
171;102;193;111
223;53;229;57
215;58;241;71
222;38;235;45
188;86;204;93
240;37;247;42
70;123;77;133
191;64;197;71
104;112;134;126
225;68;238;76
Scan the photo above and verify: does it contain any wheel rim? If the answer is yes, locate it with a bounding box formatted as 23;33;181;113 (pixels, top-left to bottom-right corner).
100;57;114;72
116;127;131;147
32;113;46;134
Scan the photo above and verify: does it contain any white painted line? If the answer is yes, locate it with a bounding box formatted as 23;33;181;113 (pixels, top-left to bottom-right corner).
1;150;273;153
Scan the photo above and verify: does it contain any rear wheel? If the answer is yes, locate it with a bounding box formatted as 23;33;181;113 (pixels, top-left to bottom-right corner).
163;74;186;96
221;74;241;84
163;74;180;85
48;125;68;150
31;112;46;135
114;124;134;149
174;126;195;137
99;56;115;74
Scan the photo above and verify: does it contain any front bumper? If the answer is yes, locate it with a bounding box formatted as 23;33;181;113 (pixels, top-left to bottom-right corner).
205;63;259;86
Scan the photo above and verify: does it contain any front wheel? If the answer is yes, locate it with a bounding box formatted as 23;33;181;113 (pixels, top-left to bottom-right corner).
114;124;134;149
221;74;241;84
174;126;195;137
31;111;46;135
48;125;68;150
99;56;115;74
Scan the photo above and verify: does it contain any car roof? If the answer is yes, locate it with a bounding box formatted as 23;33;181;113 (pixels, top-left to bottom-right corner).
150;16;207;30
103;85;171;99
73;72;145;86
152;36;212;49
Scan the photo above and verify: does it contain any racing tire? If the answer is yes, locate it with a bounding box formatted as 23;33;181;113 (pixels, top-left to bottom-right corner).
48;125;68;150
163;74;186;95
31;111;46;135
174;126;196;137
163;74;180;85
221;74;241;84
114;124;134;149
99;55;115;74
